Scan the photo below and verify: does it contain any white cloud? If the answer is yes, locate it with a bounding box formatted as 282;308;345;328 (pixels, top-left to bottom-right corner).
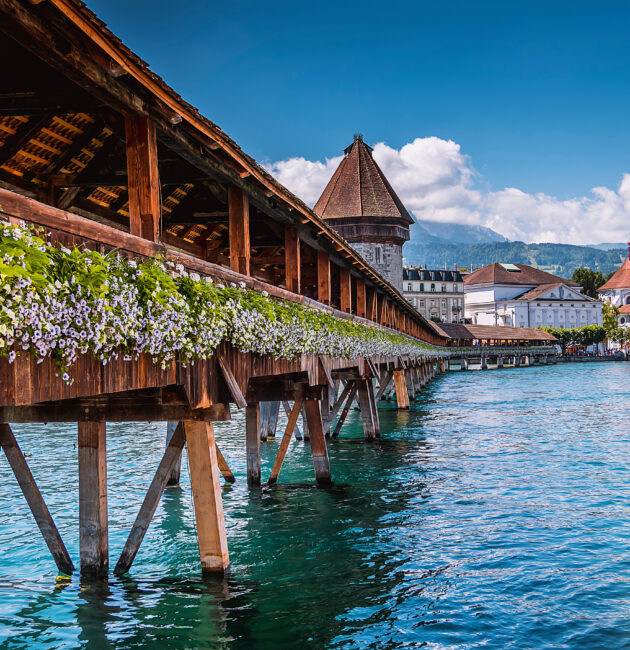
264;137;630;245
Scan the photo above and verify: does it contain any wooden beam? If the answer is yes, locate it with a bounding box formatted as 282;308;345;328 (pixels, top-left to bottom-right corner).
114;421;185;575
284;226;301;294
246;403;261;487
340;267;352;313
125;116;160;241
228;186;250;275
0;114;51;165
375;370;394;401
332;382;357;438
268;398;303;484
184;420;229;573
216;352;247;409
283;401;303;440
0;423;74;575
215;444;235;483
356;279;366;319
317;250;331;305
393;369;410;409
303;399;332;486
356;379;378;440
323;381;353;435
165;421;182;486
78;421;108;576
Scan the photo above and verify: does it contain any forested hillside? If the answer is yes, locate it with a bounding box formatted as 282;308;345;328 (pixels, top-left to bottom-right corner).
403;241;627;278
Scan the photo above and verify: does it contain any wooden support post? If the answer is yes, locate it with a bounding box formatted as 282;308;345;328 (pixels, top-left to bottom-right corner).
393;370;410;409
317;250;331;305
0;423;74;575
125;116;160;242
215;444;235;483
78;421;108;577
266;401;280;439
356;378;379;440
356;279;366;318
340;267;352;313
406;368;416;400
332;382;357;438
216;352;247;408
375;369;394;401
303;399;332;485
166;421;182;486
285;226;301;294
246;403;261;486
301;404;310;441
184;420;230;573
323;381;353;435
283;401;303;440
268;399;303;484
228;186;250;275
114;422;185;575
259;402;270;442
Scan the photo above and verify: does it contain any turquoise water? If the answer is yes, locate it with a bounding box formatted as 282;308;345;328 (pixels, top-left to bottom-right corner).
1;362;629;648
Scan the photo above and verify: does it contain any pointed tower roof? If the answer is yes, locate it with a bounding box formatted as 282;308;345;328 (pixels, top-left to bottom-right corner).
599;246;630;290
314;135;414;224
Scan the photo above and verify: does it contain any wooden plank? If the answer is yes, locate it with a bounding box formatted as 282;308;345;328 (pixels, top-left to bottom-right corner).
216;352;247;408
268;398;303;484
0;423;74;575
332;383;357;438
318;357;334;388
78;421;108;576
166;421;182;486
259;401;270;442
323;381;352;435
266;401;280;440
356;279;366;319
284;226;301;294
228;186;250;275
283;401;302;440
125;116;160;242
245;403;261;487
317;250;331;305
340;267;352;313
114;422;185;575
184;420;230;573
303;399;332;486
215;443;235;483
375;370;394;401
393;369;410;409
356;378;378;440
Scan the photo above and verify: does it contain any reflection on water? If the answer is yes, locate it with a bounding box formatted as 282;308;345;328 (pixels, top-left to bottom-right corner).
1;363;630;648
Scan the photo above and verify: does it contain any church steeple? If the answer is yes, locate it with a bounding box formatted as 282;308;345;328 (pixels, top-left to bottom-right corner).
313;135;413;291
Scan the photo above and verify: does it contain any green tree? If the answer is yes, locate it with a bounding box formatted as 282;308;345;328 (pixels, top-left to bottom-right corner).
602;301;621;341
571;267;606;298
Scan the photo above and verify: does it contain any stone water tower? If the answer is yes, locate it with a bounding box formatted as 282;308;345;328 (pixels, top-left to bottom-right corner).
313;134;413;291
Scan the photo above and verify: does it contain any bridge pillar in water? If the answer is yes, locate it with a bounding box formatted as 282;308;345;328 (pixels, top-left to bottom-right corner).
246;403;261;487
303;398;332;485
78;421;108;577
393;370;410;409
461;358;469;371
497;357;504;368
184;420;230;573
514;356;521;368
166;421;182;486
357;377;380;439
481;356;488;370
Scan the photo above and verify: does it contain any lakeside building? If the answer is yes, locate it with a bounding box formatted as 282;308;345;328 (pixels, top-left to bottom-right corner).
402;267;464;322
464;263;603;328
597;249;630;329
314;135;413;291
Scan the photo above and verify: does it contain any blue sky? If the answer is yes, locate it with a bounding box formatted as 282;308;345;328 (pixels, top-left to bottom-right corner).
89;0;630;243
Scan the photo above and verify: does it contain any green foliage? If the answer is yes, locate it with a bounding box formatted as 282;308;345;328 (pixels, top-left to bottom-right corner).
571;267;606;298
541;325;605;352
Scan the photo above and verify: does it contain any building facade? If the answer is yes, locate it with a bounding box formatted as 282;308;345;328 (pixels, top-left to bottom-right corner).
403;267;464;322
597;252;630;329
464;263;602;328
314;135;413;291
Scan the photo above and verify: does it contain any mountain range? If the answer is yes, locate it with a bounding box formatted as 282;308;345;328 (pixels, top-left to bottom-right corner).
404;220;627;278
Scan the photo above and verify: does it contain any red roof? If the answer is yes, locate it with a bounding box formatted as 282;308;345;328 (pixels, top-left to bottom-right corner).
599;257;630;290
313;136;413;223
619;304;630;314
436;322;556;342
464;263;577;287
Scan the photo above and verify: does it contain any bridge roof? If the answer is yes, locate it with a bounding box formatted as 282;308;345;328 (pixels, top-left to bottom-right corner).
437;323;557;342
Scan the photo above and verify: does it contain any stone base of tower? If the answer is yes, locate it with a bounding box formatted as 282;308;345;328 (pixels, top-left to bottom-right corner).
350;242;403;291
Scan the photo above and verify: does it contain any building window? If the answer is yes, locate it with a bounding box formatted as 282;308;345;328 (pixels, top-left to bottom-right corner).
419;300;425;307
452;284;457;291
431;283;435;292
442;284;446;292
407;283;412;292
441;300;446;307
420;283;424;291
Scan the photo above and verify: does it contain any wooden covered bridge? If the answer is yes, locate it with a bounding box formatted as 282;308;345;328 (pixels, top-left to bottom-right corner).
0;0;464;578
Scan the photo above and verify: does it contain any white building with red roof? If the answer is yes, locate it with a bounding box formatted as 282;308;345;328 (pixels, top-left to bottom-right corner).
464;262;602;328
597;247;630;329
